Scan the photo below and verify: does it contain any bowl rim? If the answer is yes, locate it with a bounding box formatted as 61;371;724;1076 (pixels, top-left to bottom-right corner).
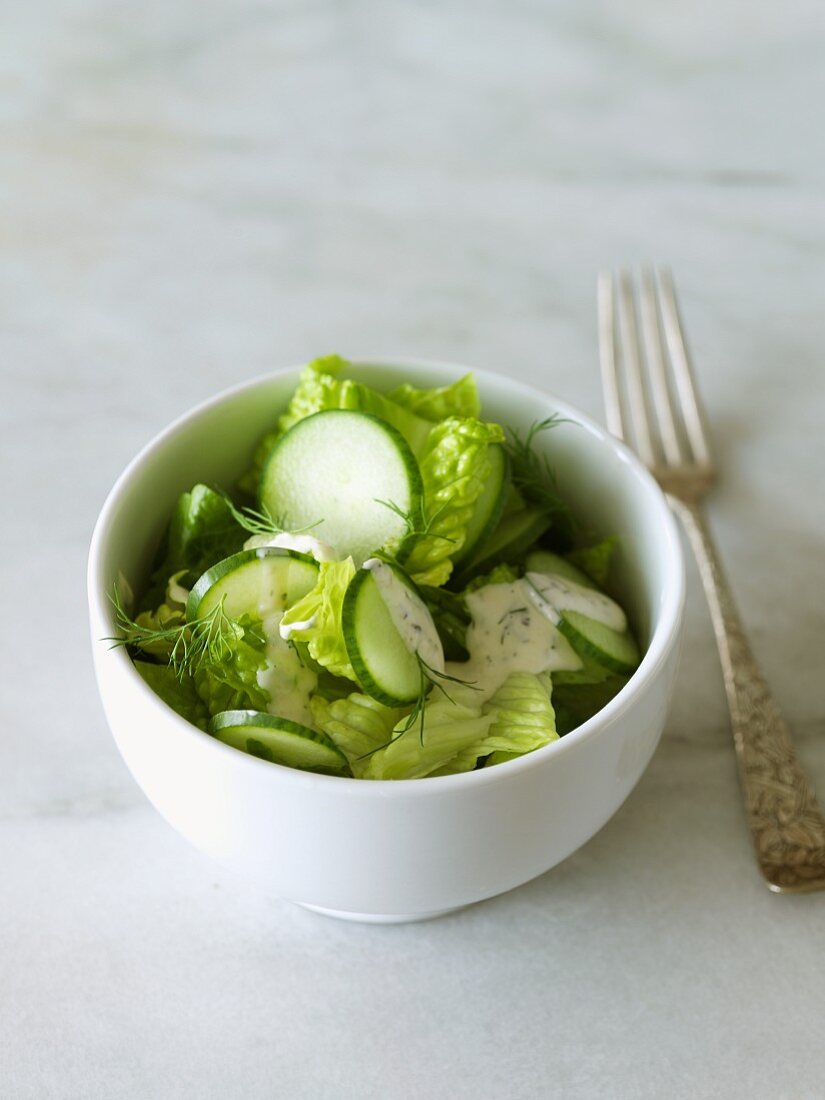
88;356;685;795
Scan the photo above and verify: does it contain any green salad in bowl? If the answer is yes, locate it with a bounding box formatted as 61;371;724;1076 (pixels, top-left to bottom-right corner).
110;355;640;781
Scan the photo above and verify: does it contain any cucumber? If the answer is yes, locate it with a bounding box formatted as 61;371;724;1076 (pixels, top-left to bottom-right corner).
456;506;550;584
558;610;640;675
454;444;510;566
260;410;423;565
525;550;595;589
186;548;319;621
342;560;438;706
209;710;349;774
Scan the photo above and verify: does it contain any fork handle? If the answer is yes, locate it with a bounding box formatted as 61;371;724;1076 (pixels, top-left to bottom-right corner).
668;495;825;891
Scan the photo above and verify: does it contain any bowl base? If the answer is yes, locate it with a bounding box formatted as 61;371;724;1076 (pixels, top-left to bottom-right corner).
297;902;466;924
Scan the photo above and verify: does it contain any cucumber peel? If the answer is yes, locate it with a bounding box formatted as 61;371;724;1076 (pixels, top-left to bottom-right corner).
209;710;350;774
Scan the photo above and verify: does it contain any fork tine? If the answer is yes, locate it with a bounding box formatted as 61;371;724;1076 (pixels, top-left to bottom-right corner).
639;267;683;466
616;271;657;468
657;268;712;467
597;271;625;440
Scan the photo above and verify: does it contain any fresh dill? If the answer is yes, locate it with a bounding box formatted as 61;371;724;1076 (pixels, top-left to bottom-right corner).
503;416;575;527
374;495;457;546
355;656;478;759
218;490;322;539
105;585;254;681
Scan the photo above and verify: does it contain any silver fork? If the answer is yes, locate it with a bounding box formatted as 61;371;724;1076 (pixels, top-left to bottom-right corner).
598;267;825;893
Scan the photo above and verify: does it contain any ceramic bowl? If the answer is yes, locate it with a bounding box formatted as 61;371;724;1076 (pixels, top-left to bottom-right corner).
88;359;685;922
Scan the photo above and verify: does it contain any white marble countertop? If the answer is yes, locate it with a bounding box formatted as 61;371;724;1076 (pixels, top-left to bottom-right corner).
4;2;825;1096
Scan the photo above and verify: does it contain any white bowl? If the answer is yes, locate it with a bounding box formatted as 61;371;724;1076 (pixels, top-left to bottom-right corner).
88;359;685;922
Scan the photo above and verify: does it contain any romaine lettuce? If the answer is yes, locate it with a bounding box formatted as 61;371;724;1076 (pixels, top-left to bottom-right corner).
311;692;404;777
386;373;481;421
141;485;245;610
193;615;270;717
403;418;505;587
134;661;210;730
279;559;359;681
566;536;618;588
364;697;494;780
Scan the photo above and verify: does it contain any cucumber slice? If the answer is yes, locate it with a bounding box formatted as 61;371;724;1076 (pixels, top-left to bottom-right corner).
558;610;640;675
342;561;436;706
454;444;510;566
260;410;423;565
525;550;595;589
186;548;319;621
209;710;349;774
456;506;550;583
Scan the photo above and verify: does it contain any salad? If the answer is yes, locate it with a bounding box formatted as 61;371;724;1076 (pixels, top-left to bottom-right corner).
111;356;640;779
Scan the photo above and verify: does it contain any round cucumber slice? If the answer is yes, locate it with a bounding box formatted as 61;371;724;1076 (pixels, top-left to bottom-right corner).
525;550;595;589
453;444;510;566
209;710;350;774
557;610;640;675
260;410;423;565
342;562;434;707
186;548;319;621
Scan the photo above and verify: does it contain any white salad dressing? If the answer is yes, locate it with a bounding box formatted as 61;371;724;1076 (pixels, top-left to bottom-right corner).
279;614;317;641
257;611;317;727
445;570;628;705
523;572;627;633
244;532;337;562
363;557;445;673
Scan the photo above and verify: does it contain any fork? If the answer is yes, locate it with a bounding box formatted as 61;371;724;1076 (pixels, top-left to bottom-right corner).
598;267;825;893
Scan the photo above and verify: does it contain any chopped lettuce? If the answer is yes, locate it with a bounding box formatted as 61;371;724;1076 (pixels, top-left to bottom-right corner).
403;418;505;587
364;698;494;781
193;615;271;717
134;661;210;731
141;485;245;610
461;562;521;594
276;356;433;455
311;693;404;777
432;671;558;775
386;373;481;421
279;559;358;681
566;537;618;588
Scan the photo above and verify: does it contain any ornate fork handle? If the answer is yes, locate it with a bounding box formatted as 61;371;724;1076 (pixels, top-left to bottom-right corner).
670;494;825;892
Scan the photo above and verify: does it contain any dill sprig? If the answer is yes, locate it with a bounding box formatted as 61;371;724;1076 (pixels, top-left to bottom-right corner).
504;416;574;525
355;656;478;759
374;495;457;546
218;492;322;539
106;585;249;681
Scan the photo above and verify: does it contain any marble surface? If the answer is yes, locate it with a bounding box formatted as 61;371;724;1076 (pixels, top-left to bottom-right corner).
4;1;825;1096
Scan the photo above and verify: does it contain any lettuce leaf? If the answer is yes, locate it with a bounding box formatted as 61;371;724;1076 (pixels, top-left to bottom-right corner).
364;698;494;780
141;485;245;610
439;671;558;775
134;661;210;731
566;537;618;588
403;418;506;587
386;374;481;421
311;692;404;777
279;559;358;681
276;356;432;455
461;562;521;594
193;615;271;717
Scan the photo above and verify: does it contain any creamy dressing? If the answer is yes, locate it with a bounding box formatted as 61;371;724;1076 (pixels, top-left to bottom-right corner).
279;614;318;641
244;532;337;562
445;570;628;704
524;572;627;632
257;611;317;727
363;557;445;673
